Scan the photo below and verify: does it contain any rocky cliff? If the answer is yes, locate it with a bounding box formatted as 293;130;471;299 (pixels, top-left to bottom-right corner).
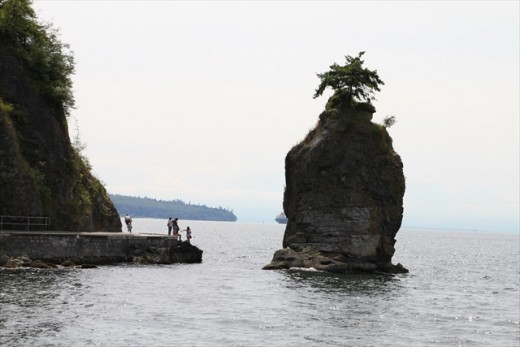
264;101;407;274
0;49;121;232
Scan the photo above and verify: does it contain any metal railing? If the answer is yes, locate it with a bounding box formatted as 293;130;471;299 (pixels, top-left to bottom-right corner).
0;215;50;231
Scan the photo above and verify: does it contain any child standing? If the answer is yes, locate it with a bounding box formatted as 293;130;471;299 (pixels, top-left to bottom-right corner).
185;226;192;243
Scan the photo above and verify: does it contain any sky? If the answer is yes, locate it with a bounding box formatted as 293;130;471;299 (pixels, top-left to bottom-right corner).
32;1;519;232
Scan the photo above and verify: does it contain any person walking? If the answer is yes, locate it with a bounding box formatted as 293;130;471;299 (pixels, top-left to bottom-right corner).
124;214;132;233
172;218;180;241
167;217;173;236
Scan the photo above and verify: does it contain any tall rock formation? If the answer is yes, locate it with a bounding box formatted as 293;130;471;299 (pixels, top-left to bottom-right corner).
264;101;407;273
0;49;121;232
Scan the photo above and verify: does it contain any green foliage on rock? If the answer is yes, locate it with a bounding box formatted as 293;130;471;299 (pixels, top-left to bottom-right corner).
0;98;13;113
0;0;75;117
0;98;45;216
383;115;396;128
314;52;384;111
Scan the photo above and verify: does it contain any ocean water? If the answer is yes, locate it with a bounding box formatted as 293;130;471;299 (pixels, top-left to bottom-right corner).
1;219;519;346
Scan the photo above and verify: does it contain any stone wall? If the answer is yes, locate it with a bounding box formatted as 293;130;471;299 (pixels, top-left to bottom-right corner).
0;232;203;265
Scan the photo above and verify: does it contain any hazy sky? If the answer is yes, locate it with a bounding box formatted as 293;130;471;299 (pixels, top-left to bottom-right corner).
32;1;519;232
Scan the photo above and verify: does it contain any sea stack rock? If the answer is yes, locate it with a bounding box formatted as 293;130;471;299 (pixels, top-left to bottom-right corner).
264;100;408;274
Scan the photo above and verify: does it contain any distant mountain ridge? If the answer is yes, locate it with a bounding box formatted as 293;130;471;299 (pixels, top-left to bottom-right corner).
110;194;237;222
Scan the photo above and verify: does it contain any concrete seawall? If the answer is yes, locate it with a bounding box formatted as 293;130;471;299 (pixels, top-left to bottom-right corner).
0;231;203;265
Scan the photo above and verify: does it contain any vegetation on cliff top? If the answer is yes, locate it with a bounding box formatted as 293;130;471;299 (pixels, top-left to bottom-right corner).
312;52;397;131
110;194;238;222
293;52;397;153
0;0;75;117
314;52;384;103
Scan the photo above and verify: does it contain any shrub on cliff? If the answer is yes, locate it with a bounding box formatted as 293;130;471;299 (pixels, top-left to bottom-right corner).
314;52;384;110
0;0;75;117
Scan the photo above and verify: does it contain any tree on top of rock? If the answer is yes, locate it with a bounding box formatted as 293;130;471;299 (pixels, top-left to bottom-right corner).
313;52;384;107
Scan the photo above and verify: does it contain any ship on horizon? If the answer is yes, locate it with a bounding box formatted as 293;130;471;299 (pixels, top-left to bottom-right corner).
275;212;288;224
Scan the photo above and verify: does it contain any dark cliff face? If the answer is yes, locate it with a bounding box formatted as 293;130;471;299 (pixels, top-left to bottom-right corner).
264;102;407;273
0;51;121;232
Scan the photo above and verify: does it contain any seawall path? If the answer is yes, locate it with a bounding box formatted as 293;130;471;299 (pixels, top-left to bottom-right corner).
0;231;203;267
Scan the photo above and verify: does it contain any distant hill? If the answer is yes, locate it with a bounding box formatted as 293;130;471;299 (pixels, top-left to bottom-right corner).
110;194;237;222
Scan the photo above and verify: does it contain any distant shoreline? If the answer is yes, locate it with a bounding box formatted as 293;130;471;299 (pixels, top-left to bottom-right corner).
110;194;237;222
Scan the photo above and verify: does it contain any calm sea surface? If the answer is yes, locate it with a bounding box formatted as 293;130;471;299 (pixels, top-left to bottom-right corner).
1;219;519;346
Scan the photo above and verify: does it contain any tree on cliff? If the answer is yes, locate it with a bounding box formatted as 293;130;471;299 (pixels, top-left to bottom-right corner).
0;0;75;116
313;52;384;105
